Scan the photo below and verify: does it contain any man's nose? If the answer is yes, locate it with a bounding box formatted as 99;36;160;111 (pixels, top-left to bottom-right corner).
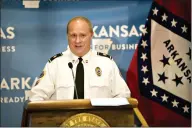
75;36;81;43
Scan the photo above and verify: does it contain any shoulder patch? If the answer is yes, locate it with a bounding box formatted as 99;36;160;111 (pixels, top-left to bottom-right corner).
48;53;63;63
97;52;112;60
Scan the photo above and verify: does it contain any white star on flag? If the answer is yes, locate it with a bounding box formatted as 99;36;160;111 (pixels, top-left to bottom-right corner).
141;53;148;61
171;19;177;27
182;105;189;113
142;27;148;35
150;89;158;97
181;25;187;33
161;94;168;102
141;40;148;48
141;65;148;74
152;7;158;15
172;100;179;108
162;13;168;21
142;77;150;85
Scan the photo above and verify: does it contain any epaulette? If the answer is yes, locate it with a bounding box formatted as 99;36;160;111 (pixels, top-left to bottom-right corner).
48;53;63;63
97;52;112;60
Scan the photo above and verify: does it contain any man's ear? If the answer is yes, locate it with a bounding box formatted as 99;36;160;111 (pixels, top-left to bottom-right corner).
91;31;94;37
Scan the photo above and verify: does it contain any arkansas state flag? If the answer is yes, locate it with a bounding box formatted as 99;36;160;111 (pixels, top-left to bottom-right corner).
127;0;191;126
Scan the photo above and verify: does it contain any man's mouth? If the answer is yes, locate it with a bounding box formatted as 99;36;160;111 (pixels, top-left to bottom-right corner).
75;45;83;48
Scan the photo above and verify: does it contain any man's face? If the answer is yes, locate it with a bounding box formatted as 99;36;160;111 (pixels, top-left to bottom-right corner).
68;19;93;57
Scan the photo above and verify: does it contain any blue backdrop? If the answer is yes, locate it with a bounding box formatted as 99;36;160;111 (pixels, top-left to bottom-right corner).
1;0;152;126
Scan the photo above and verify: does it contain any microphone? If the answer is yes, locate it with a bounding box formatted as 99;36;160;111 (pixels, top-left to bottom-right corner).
68;62;73;69
68;62;78;99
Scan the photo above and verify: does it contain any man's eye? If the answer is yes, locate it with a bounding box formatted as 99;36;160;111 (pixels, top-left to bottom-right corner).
71;34;76;37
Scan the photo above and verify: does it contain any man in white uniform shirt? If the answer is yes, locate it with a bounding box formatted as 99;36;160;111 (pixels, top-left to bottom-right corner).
30;16;131;101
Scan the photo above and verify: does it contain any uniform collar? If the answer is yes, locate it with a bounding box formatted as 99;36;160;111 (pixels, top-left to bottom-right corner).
68;48;92;64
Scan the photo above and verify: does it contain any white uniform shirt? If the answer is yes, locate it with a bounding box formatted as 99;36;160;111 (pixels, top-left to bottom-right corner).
30;49;131;101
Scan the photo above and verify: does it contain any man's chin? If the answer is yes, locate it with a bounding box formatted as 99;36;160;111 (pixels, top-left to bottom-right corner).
73;50;84;57
71;47;90;57
75;46;83;50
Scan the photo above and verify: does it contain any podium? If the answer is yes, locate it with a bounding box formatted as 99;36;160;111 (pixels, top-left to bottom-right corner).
21;98;148;127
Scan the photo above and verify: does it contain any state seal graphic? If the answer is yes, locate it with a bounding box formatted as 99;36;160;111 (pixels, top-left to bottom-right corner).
60;113;110;127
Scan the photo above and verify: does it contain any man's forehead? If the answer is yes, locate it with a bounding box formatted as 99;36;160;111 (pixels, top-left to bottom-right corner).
68;20;90;31
68;30;90;35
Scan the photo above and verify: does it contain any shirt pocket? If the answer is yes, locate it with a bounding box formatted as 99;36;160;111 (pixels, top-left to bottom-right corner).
89;74;111;98
55;84;74;99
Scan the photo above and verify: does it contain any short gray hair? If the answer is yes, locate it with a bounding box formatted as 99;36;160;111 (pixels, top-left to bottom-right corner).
67;16;93;34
